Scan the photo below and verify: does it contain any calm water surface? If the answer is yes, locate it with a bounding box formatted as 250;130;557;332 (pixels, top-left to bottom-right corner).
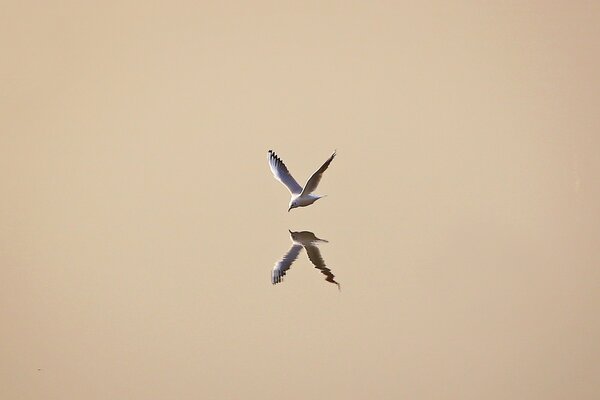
2;2;599;399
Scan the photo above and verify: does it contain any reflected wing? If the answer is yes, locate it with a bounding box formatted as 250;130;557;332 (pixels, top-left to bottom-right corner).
301;150;336;196
268;150;303;195
272;244;303;284
305;244;340;289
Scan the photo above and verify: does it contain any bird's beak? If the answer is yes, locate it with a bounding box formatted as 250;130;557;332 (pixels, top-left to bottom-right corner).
288;207;291;212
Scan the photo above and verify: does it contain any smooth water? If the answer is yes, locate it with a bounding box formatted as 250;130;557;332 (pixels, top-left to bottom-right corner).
2;2;599;399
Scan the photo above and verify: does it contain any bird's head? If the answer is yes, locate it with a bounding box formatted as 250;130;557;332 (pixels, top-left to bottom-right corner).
288;200;298;212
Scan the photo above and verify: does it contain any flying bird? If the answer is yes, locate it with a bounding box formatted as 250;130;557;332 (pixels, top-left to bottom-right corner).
268;150;336;211
272;230;340;289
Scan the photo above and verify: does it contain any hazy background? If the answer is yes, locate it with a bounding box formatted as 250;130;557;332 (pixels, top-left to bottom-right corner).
2;2;599;399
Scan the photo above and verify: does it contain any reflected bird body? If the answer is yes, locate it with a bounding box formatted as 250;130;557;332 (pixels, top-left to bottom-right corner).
272;230;340;289
268;150;336;211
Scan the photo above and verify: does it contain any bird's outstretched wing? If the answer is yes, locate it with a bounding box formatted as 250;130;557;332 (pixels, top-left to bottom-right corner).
268;150;303;195
301;150;336;196
272;244;303;284
305;244;340;289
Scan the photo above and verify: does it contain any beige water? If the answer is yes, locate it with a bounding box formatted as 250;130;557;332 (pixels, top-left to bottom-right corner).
2;2;599;399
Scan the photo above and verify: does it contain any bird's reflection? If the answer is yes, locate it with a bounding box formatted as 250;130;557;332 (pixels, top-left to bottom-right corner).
272;230;340;289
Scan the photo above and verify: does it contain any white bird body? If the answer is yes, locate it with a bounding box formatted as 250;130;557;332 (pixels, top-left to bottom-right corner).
291;193;323;207
267;150;336;211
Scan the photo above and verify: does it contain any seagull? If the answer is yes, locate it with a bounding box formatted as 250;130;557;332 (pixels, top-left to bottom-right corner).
272;230;340;289
268;150;336;211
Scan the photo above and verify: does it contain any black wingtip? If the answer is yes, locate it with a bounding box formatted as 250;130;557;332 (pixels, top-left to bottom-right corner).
269;150;282;163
